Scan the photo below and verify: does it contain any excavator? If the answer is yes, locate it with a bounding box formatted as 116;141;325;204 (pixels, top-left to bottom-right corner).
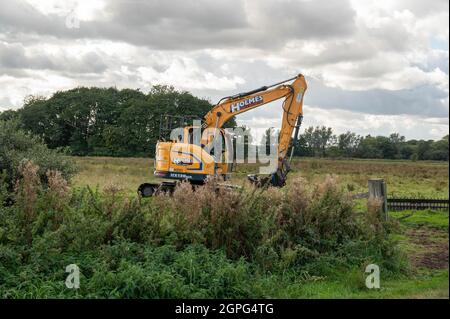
138;74;307;197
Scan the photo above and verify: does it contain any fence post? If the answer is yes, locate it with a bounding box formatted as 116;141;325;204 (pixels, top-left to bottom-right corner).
368;179;388;220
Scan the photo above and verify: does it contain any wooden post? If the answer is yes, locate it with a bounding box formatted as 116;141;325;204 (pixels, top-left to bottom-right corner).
368;179;388;220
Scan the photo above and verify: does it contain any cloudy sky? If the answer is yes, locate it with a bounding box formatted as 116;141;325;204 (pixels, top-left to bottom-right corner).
0;0;448;140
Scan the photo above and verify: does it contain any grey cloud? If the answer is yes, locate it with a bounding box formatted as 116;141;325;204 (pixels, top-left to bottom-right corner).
395;0;449;17
423;117;449;125
186;57;446;119
0;42;56;69
365;20;416;53
0;1;66;37
306;78;449;118
0;0;250;49
95;0;356;50
0;42;107;74
187;58;294;103
415;50;449;75
287;21;416;68
0;68;29;77
108;0;248;30
0;0;356;50
197;59;448;119
296;41;377;67
74;52;108;73
247;0;355;39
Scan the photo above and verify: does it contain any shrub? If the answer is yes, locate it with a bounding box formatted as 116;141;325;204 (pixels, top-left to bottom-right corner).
0;120;75;193
145;175;402;272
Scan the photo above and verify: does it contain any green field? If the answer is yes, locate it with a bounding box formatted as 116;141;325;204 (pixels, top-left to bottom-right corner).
72;156;449;198
67;156;449;298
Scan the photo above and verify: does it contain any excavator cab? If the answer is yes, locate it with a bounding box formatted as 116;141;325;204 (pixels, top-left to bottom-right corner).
153;123;233;183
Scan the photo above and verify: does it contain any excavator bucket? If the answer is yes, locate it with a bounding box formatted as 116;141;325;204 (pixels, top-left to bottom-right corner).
247;159;290;188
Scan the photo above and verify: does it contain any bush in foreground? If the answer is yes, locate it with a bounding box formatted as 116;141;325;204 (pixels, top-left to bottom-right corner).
0;120;75;194
0;163;406;298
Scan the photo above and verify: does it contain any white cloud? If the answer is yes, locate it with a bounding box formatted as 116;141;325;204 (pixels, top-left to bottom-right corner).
0;73;75;106
136;57;245;91
24;0;107;21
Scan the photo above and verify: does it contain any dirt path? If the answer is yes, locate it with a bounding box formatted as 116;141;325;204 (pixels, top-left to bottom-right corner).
406;227;449;270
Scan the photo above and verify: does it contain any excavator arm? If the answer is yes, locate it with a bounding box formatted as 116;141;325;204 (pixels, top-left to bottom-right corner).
203;74;307;186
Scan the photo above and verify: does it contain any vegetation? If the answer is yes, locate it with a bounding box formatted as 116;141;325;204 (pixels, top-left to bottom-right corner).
0;120;75;192
1;86;236;157
0;161;398;298
72;156;449;199
1;87;447;161
0;154;448;298
294;127;448;161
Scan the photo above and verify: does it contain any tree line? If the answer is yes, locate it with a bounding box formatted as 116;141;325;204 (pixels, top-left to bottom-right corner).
292;126;448;161
0;86;235;157
258;124;448;161
0;86;447;161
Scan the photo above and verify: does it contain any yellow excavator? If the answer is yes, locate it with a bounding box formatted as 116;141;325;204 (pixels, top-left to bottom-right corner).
138;74;307;197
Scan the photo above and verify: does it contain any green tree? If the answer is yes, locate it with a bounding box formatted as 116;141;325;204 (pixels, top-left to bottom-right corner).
376;136;397;159
389;133;405;159
260;127;279;155
16;86;235;157
337;131;361;157
429;135;449;160
0;109;18;121
416;140;433;160
356;135;383;158
299;126;334;157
